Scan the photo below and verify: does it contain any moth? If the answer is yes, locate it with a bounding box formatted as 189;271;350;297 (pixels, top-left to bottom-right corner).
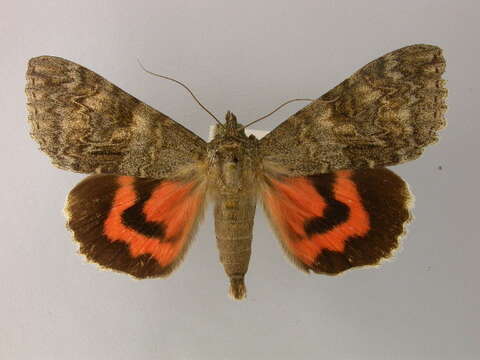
26;44;447;299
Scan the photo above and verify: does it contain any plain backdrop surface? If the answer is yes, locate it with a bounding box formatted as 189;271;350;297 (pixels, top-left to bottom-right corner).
1;1;479;359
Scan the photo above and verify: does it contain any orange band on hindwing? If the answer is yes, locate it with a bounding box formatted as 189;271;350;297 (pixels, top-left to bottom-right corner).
264;171;370;265
262;169;410;274
66;174;205;278
104;176;201;267
293;171;370;265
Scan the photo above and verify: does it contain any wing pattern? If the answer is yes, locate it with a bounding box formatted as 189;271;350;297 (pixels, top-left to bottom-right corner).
66;174;206;278
26;56;206;178
259;44;447;175
261;169;412;274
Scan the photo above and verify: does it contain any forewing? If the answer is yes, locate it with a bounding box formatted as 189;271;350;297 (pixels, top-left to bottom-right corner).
65;173;207;278
261;169;411;274
259;44;447;175
26;56;206;178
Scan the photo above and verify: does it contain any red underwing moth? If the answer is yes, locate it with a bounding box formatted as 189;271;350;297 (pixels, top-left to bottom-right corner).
26;44;447;300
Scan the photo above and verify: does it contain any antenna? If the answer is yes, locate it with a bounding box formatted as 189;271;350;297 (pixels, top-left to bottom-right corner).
137;59;222;125
242;98;314;129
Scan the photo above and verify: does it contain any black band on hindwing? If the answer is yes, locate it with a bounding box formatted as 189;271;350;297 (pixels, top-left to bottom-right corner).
67;175;175;278
306;169;411;275
121;179;166;238
303;173;350;236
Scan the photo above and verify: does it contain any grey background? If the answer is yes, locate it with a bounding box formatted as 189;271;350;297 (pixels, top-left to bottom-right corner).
1;1;478;359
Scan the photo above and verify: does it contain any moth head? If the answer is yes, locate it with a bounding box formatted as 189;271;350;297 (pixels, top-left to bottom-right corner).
212;111;248;139
224;111;244;136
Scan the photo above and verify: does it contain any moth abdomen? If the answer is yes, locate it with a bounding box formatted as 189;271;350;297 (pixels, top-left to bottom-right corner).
214;195;256;300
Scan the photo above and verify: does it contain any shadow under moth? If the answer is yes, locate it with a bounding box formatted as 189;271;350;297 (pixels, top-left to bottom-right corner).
26;44;447;299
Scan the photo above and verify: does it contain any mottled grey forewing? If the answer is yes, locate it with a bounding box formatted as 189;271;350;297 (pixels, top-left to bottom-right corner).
26;56;206;179
259;44;447;175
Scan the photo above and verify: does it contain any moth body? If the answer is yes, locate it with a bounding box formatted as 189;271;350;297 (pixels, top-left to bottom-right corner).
26;44;447;300
207;111;260;299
